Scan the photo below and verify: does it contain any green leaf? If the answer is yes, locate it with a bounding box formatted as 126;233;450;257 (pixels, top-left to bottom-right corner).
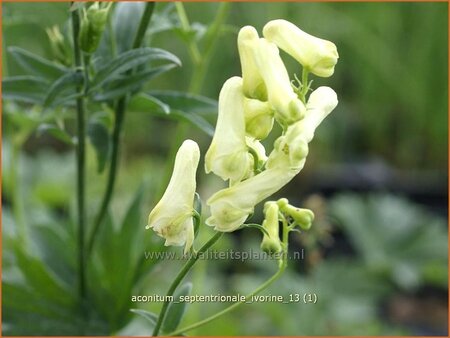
91;47;181;89
87;119;110;173
43;71;84;108
88;190;147;328
173;111;214;137
147;3;180;35
8;46;68;81
149;90;217;115
113;2;145;54
129;91;216;136
13;244;75;307
92;64;177;102
2;76;48;104
128;93;170;115
130;309;158;326
37;124;75;146
30;224;76;288
162;282;192;333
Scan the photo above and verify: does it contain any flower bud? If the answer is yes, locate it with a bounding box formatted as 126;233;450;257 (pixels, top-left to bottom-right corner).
46;25;71;66
260;202;282;254
147;140;200;254
276;198;289;209
244;98;274;140
266;86;338;170
279;203;314;230
205;77;252;185
252;38;306;125
263;19;338;77
79;2;111;54
238;26;267;100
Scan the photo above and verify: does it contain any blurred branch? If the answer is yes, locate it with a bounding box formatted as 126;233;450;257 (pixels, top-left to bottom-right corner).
87;2;156;257
71;3;87;303
189;2;230;94
10;141;27;245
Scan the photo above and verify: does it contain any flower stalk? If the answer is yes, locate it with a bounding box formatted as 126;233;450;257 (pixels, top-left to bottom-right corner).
152;231;223;336
71;4;87;302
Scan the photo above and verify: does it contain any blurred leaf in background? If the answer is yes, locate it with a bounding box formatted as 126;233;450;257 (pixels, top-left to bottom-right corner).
2;1;448;336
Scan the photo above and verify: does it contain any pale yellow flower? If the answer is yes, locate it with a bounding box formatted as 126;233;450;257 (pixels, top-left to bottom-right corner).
244;98;274;140
267;86;338;170
206;167;297;232
238;26;267;100
263;19;338;77
205;77;252;185
146;139;200;253
252;38;306;124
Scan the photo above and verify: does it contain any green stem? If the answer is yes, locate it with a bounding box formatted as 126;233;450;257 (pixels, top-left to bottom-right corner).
169;215;290;336
299;68;309;103
175;3;201;66
10;141;27;245
71;5;87;301
87;2;156;257
188;2;230;94
107;10;117;57
87;97;126;255
152;232;223;336
168;258;287;336
131;3;155;50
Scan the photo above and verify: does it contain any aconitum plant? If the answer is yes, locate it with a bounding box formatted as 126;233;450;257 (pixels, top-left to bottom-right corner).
147;19;339;336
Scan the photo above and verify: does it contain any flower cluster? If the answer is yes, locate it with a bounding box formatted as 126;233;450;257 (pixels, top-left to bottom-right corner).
147;19;338;253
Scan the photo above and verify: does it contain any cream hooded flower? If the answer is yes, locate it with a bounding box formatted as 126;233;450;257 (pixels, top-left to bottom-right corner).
205;76;252;185
146;139;200;253
207;87;338;232
267;86;338;170
238;25;267;100
263;19;338;77
252;38;306;125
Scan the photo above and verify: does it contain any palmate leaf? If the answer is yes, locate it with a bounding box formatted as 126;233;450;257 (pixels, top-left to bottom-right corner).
8;46;69;81
91;47;181;90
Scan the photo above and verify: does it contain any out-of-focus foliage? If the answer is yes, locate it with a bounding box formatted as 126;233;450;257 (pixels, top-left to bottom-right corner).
2;2;448;336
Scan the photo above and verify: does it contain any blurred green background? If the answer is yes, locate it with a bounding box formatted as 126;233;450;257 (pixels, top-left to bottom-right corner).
2;2;448;336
